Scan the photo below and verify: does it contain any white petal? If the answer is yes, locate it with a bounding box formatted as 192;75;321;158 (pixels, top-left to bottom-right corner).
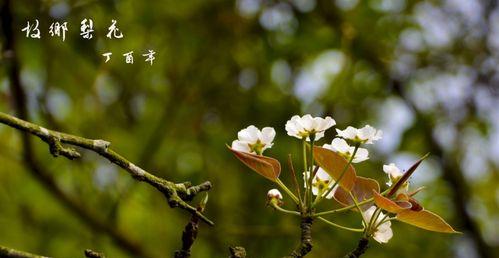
315;168;331;181
374;222;393;243
231;140;251;153
238;125;260;143
359;125;382;144
285;118;303;138
362;206;377;222
313;131;325;141
267;189;283;199
327;138;350;153
316;116;336;131
336;126;358;140
352;148;369;163
261;127;276;145
383;163;402;178
312;186;319;196
300;114;314;131
285;121;298;136
358;125;375;139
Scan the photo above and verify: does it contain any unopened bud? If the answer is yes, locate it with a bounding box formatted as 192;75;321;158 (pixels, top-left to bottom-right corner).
267;189;283;207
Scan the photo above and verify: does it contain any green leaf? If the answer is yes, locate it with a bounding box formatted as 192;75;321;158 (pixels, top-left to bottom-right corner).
228;146;280;182
334;176;379;211
396;209;460;234
313;146;357;191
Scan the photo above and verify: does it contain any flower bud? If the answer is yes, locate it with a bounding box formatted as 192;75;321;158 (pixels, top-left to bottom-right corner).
267;189;283;206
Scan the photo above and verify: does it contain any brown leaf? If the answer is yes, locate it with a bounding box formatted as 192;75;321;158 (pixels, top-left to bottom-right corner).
395;193;410;202
396;209;460;234
228;147;280;182
395;201;413;210
373;191;410;214
333;176;380;211
408;197;423;211
313;146;357;191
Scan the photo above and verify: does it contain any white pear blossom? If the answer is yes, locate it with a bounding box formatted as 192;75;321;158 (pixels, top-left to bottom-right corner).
285;114;336;141
383;163;403;186
383;163;409;193
231;125;276;154
323;138;369;163
267;189;283;200
363;206;393;244
336;125;382;144
303;167;337;199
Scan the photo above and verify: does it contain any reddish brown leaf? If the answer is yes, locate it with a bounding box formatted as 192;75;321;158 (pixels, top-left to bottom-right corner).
313;146;357;191
373;191;410;214
228;147;280;182
395;201;413;210
408;197;423;211
396;209;460;233
333;176;380;211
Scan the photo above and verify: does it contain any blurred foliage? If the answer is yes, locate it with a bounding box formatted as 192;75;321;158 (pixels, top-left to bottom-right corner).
0;0;498;257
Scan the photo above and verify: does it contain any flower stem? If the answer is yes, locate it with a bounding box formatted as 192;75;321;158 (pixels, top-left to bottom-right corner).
288;154;303;208
308;138;315;213
313;189;390;217
366;207;382;236
302;139;309;205
276;178;300;205
270;203;301;216
350;192;368;226
317;216;364;232
373;213;390;230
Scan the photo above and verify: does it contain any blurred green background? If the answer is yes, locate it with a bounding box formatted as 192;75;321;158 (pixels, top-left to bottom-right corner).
0;0;498;257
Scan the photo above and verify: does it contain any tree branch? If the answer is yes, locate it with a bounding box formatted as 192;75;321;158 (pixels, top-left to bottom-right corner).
343;238;369;258
84;249;106;258
229;247;247;258
286;216;313;258
174;194;208;258
0;111;213;225
0;245;49;258
0;245;109;258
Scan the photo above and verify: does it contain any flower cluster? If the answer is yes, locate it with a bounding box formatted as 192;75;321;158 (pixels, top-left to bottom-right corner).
232;114;380;164
229;114;457;251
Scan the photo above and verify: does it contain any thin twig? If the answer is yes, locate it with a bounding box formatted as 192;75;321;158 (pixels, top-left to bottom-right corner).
287;154;303;206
